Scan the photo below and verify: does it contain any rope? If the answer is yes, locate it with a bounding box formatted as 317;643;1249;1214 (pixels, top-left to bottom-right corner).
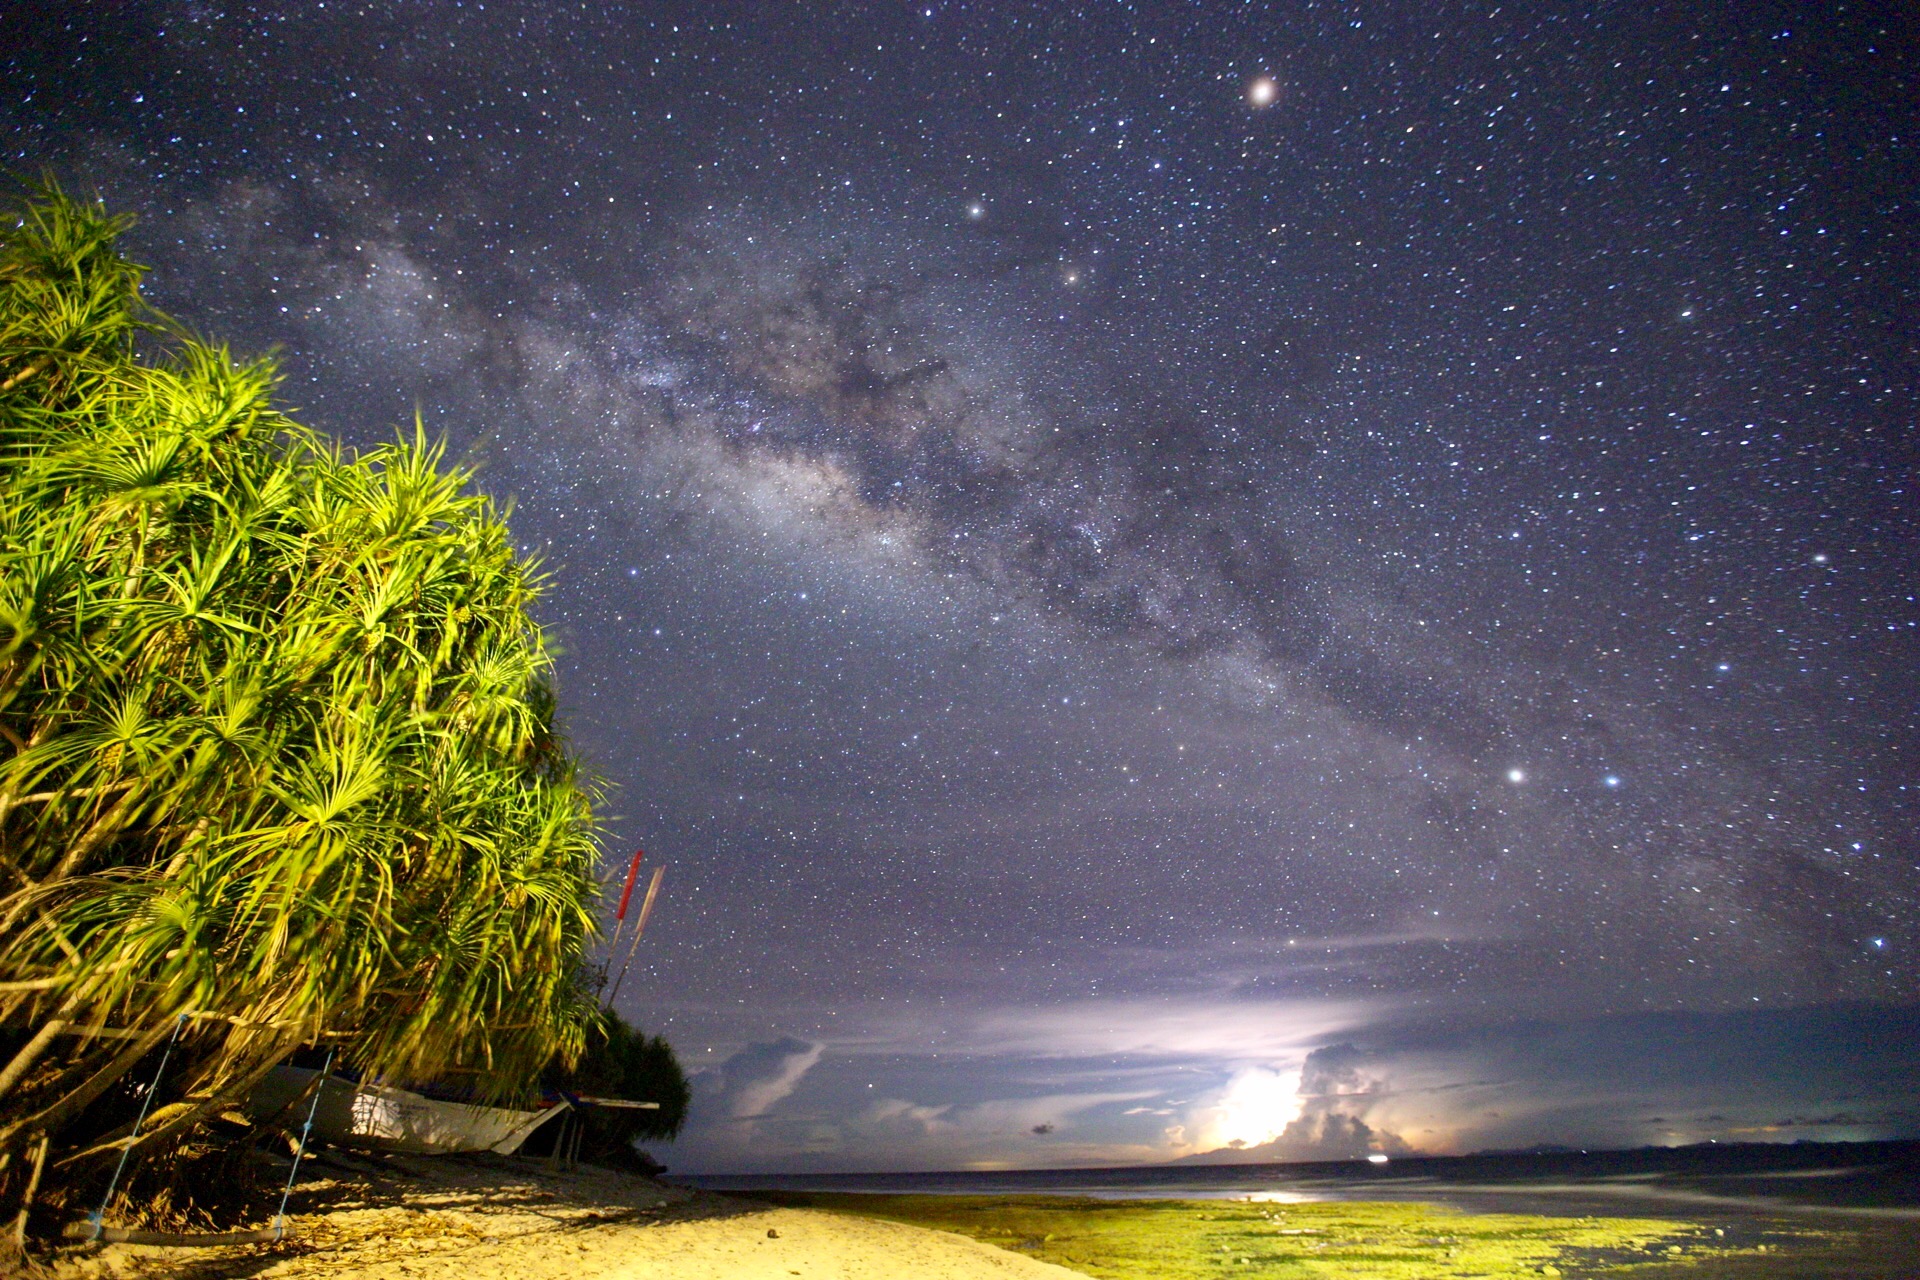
87;1011;187;1242
271;1048;333;1241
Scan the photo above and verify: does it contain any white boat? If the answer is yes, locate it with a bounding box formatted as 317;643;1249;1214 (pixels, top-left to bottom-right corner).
248;1065;570;1155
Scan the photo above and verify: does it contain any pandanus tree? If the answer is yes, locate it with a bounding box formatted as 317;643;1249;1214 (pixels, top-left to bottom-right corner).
0;188;603;1247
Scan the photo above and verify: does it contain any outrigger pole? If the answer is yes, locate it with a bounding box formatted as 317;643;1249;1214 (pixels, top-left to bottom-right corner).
603;847;647;980
606;864;665;1007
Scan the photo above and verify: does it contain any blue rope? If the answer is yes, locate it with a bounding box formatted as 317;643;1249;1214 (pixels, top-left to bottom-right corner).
89;1012;187;1242
271;1048;333;1242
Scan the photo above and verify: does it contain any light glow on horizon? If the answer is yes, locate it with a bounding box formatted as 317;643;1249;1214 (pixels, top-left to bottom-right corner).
1199;1065;1304;1151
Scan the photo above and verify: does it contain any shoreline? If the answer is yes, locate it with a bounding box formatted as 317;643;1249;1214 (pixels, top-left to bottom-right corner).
42;1153;1081;1280
40;1149;1920;1279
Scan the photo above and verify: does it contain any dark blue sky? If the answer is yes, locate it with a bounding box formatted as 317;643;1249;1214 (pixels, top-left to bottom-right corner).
6;0;1915;1171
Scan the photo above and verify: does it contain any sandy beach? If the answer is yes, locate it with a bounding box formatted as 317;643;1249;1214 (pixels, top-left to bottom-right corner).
33;1140;1920;1279
45;1154;1082;1280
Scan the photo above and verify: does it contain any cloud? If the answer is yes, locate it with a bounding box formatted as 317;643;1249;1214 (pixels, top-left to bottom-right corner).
958;997;1379;1062
1272;1043;1414;1159
865;1098;954;1132
1183;1044;1413;1163
658;1006;1920;1173
673;1078;1166;1173
1191;1064;1303;1150
832;1089;1167;1170
691;1036;824;1121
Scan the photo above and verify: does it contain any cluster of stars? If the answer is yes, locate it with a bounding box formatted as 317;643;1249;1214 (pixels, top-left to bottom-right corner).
8;0;1911;1168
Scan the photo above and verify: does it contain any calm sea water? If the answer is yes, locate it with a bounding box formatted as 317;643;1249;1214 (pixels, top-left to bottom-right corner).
680;1139;1920;1221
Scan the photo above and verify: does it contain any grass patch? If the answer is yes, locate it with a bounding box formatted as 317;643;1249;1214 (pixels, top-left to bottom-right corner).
757;1193;1836;1278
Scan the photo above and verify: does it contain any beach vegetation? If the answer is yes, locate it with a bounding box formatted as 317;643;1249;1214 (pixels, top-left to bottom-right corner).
552;1010;690;1168
0;186;604;1248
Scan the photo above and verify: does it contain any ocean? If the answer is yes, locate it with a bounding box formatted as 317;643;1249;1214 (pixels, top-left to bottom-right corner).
680;1138;1920;1221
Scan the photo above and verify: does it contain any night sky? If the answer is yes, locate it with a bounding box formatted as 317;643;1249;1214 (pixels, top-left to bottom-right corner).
7;1;1917;1173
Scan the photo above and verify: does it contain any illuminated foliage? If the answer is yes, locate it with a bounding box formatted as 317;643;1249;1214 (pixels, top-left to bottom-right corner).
0;187;602;1242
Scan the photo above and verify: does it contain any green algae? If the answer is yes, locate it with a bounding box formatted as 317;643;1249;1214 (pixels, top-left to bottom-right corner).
759;1193;1841;1278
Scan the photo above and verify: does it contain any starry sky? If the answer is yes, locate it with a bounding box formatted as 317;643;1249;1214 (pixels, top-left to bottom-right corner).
6;1;1917;1174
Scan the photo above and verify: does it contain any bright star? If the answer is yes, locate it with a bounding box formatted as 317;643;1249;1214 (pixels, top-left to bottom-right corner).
966;202;986;220
1507;768;1526;784
1604;775;1621;788
1247;77;1279;107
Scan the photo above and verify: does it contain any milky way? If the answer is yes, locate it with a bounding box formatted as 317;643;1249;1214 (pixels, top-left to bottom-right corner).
6;1;1915;1170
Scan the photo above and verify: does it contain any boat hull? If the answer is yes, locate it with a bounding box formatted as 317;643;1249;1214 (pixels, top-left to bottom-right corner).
248;1065;566;1155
